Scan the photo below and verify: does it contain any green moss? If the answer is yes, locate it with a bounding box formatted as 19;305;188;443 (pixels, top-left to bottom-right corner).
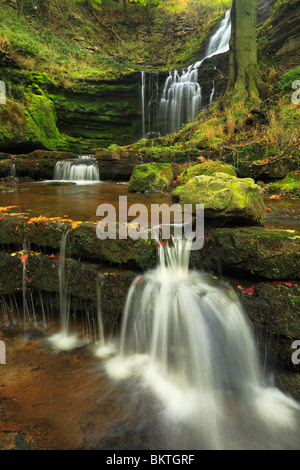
128;163;175;193
214;227;300;279
177;161;237;186
24;87;61;149
178;173;265;225
266;171;300;199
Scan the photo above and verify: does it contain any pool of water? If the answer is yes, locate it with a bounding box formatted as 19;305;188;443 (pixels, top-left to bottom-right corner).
0;182;299;230
0;181;173;222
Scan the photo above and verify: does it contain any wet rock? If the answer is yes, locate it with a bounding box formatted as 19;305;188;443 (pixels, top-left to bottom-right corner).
197;227;300;280
178;173;265;226
27;150;78;160
98;161;136;181
175;161;237;187
128;163;175;193
274;373;300;401
238;281;300;371
0;153;11;160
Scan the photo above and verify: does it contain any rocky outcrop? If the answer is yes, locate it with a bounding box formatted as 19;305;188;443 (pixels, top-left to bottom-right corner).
239;281;300;370
0;68;142;154
177;173;266;226
195;227;300;280
259;0;300;58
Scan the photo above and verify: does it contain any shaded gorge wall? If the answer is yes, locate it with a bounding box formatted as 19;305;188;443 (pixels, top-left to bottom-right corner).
0;69;143;154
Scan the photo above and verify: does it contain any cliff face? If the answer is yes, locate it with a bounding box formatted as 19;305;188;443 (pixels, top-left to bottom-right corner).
258;0;300;67
0;68;142;154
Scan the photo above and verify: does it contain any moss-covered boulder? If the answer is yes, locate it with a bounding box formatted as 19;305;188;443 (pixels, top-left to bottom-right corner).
128;163;175;193
177;161;237;186
178;172;265;225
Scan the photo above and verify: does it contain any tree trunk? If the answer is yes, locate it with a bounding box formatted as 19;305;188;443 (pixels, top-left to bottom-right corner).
222;0;262;106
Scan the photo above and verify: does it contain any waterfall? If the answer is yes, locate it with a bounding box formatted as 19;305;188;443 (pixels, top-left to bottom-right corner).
105;238;300;450
10;156;17;179
209;80;215;106
48;230;78;350
158;67;202;135
141;71;146;138
194;9;232;68
53;156;100;182
141;10;231;136
140;71;159;139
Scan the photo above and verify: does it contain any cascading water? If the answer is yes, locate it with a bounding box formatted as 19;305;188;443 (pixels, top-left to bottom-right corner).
53;155;100;182
194;9;232;68
142;10;231;136
159;67;202;135
105;239;300;450
209;80;216;106
48;230;78;350
140;71;159;139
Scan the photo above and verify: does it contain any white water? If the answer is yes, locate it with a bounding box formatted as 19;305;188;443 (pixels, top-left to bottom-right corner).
143;10;231;136
48;230;78;351
105;239;300;449
194;9;231;68
53;156;100;182
159;67;202;135
141;71;146;138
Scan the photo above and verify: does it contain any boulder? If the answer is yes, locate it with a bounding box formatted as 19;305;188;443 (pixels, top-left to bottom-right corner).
178;172;265;225
128;163;175;193
177;161;237;186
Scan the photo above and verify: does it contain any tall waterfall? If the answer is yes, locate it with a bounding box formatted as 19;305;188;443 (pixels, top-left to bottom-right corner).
53;156;100;182
105;239;300;450
141;10;231;137
140;71;159;139
194;9;232;68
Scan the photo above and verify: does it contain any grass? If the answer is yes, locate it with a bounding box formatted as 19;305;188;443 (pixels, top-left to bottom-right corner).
0;0;232;86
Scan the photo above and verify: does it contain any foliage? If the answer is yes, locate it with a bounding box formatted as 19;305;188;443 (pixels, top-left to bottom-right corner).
279;66;300;93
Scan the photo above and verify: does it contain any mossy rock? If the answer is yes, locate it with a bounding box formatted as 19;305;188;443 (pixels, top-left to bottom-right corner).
128;163;175;193
171;185;184;202
266;171;300;199
178;172;265;225
213;228;300;280
177;161;237;186
239;282;300;371
27;150;78;160
43;181;76;186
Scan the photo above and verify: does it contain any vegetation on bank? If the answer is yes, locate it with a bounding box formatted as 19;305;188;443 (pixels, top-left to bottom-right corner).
0;0;230;83
0;0;299;181
126;62;299;190
0;0;232;152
